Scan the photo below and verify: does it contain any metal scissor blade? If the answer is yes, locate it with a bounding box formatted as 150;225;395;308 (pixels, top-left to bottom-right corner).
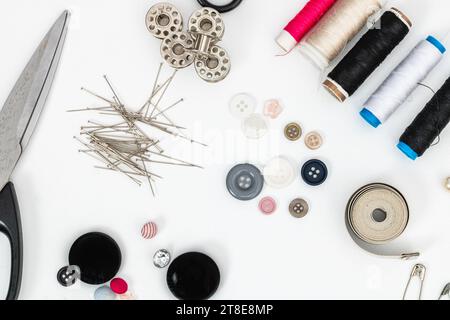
0;11;69;189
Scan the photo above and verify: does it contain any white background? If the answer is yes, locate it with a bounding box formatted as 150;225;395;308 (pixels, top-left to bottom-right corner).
0;0;449;300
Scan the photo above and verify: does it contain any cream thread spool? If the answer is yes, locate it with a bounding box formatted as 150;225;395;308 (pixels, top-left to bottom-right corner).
299;0;385;69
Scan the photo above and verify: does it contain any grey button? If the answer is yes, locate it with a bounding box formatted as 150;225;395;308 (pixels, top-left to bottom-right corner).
289;198;309;218
153;249;171;269
57;265;81;287
226;164;264;201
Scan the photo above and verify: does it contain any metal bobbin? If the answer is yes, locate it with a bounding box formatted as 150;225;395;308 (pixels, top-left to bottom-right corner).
160;32;195;69
145;3;183;39
188;8;225;42
192;34;213;58
146;2;231;83
194;45;231;83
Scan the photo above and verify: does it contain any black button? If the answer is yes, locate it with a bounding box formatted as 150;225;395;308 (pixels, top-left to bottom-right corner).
301;159;328;186
167;252;220;300
69;232;122;285
226;164;264;201
57;265;81;287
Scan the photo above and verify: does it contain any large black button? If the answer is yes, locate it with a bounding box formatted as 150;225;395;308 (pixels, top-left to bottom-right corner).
301;159;328;186
167;252;220;300
68;232;122;285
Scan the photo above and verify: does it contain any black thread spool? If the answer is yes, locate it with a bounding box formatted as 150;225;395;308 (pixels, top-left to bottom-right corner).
323;8;412;102
398;77;450;160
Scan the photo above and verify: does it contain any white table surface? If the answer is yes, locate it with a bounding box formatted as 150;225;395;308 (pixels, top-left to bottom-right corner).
0;0;449;300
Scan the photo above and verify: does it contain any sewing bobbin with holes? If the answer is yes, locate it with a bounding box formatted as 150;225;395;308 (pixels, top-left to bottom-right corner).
146;3;231;83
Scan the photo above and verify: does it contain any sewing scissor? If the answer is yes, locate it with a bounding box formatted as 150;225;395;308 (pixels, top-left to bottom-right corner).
0;11;69;300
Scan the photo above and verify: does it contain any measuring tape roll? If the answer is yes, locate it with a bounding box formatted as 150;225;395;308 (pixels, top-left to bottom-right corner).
345;183;419;260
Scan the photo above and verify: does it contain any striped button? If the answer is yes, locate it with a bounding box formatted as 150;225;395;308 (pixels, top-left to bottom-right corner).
141;222;158;239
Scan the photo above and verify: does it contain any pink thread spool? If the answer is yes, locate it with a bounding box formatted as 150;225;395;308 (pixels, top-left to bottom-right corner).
276;0;337;53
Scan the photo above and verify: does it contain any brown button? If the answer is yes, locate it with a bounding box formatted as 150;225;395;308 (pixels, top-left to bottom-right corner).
289;198;309;218
284;122;302;141
305;132;323;150
445;177;450;191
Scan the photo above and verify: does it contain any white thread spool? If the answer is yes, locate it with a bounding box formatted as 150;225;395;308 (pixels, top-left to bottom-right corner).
299;0;385;69
360;36;446;128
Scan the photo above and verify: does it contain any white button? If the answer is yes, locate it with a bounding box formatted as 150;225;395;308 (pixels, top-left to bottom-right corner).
229;93;256;119
241;114;268;139
263;157;296;189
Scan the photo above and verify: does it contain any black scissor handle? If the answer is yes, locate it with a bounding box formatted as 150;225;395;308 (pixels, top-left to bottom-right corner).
0;182;22;300
197;0;243;13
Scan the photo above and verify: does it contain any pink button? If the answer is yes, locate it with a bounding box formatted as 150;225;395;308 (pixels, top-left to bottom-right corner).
259;197;277;215
141;222;158;239
110;278;128;295
263;100;283;119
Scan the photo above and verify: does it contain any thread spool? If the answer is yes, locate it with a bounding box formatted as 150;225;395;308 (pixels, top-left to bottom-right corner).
276;0;337;53
361;36;446;128
324;8;412;102
299;0;384;69
398;77;450;160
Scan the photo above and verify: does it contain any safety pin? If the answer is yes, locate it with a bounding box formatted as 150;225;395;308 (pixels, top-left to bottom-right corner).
403;264;426;300
439;283;450;300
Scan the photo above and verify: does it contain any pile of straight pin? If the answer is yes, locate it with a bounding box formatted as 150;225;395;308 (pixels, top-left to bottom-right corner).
71;64;205;195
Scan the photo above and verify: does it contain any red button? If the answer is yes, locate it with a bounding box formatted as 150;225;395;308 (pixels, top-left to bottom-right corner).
110;278;128;294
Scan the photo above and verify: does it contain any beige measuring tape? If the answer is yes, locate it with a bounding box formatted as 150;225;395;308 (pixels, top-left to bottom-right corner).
345;183;420;260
